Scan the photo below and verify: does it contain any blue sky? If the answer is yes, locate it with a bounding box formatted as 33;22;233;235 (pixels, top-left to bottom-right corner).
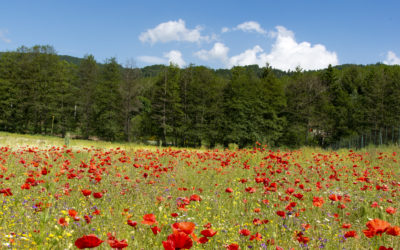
1;0;399;70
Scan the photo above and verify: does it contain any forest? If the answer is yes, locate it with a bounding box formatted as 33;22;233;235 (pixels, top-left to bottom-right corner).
1;45;400;148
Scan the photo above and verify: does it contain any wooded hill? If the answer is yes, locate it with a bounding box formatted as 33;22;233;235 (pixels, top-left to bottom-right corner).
1;45;399;148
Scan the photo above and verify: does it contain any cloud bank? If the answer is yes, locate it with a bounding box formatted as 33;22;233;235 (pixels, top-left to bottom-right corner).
194;42;229;63
138;50;186;68
384;51;400;65
139;19;210;44
197;26;339;70
235;21;267;35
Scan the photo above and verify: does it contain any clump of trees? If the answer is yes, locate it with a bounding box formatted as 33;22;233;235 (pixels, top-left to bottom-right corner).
1;45;400;148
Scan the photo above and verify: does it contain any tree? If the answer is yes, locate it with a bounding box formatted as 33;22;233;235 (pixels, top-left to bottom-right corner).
120;59;142;142
77;55;98;139
150;63;182;145
93;57;123;141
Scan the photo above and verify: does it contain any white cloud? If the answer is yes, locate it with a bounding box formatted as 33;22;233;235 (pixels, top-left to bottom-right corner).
221;27;230;33
194;42;229;63
235;21;267;35
384;51;400;65
228;45;266;67
138;50;186;68
139;19;210;44
137;55;166;65
0;29;11;43
228;26;338;70
164;50;186;67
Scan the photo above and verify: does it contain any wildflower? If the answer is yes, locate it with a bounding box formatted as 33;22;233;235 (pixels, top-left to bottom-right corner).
239;229;251;236
75;234;103;249
172;222;195;235
127;220;137;227
201;229;217;237
362;219;391;238
386;226;400;236
58;217;68;227
163;231;193;249
107;233;128;249
344;231;357;238
313;197;324;207
81;189;92;196
151;226;161;235
142;214;157;225
226;243;240;250
93;192;103;199
386;207;396;215
276;211;286;218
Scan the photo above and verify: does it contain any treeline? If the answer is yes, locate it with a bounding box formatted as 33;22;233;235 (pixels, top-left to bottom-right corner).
1;45;400;148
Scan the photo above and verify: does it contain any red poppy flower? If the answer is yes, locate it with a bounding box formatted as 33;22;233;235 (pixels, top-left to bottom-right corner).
276;210;286;218
190;194;201;201
296;232;310;244
69;209;78;217
226;243;240;250
329;194;342;201
344;231;357;238
386;207;396;215
0;188;12;196
198;237;209;244
69;209;80;221
286;188;295;194
163;240;175;250
293;193;303;200
342;223;352;229
312;197;324;207
250;232;262;241
84;215;91;224
225;188;233;193
151;226;161;235
92;209;101;215
141;214;157;225
201;229;217;237
371;201;379;208
239;229;250;236
203;223;212;229
75;234;103;249
386;226;400;236
58;217;68;227
163;231;193;249
107;234;128;249
379;246;394;250
81;189;92;196
171;213;179;218
93;192;103;199
172;222;196;235
362;219;391;238
127;220;137;227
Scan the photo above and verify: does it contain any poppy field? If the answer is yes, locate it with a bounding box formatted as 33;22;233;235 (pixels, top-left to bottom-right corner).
0;144;400;249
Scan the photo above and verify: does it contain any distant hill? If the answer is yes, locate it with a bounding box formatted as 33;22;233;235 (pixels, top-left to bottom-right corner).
2;51;370;78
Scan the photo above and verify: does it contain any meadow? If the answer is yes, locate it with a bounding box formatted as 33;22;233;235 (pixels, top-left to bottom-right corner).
0;133;399;249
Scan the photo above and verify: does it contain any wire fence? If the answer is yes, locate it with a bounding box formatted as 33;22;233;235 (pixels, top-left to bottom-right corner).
330;126;400;150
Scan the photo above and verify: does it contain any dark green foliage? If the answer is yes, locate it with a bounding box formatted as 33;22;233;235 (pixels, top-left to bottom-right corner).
1;46;400;147
93;58;123;141
149;64;182;146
